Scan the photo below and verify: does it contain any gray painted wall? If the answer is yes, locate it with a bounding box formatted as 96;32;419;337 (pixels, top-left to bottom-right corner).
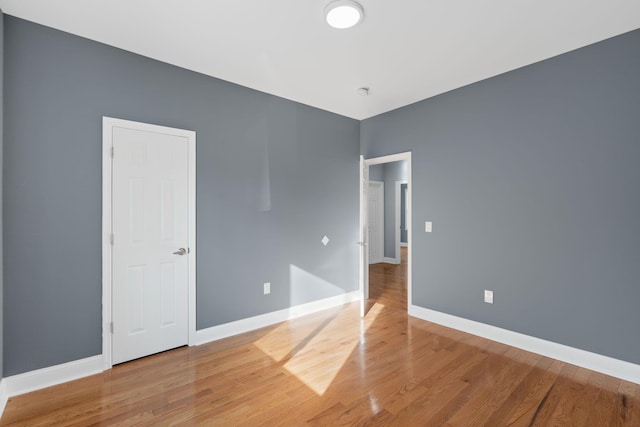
0;10;4;379
3;16;360;376
369;164;383;181
361;29;640;365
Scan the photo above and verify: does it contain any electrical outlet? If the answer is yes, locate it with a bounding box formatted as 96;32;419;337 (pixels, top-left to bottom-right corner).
264;282;271;295
484;290;494;304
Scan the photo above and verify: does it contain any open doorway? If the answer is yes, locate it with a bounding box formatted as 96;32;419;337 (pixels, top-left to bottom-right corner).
359;152;411;316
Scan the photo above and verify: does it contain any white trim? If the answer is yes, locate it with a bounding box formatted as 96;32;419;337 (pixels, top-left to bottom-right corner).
0;380;7;418
394;181;400;264
383;257;399;264
365;152;409;166
188;124;197;347
363;152;412;311
400;242;408;247
101;119;113;370
409;304;640;385
0;293;358;405
196;291;360;346
102;117;197;370
2;356;104;399
5;298;636;408
359;156;369;314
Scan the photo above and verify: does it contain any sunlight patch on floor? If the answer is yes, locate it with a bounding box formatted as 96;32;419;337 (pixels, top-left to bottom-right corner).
254;302;385;395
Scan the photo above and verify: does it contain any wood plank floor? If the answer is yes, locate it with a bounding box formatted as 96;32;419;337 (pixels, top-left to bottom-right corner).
2;248;639;426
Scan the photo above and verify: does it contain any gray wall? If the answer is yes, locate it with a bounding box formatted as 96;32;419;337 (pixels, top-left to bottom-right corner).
0;10;4;380
369;164;383;181
361;28;640;365
3;16;360;376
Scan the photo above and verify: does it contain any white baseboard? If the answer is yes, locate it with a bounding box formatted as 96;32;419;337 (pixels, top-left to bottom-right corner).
409;304;640;385
0;380;7;418
196;291;360;346
383;257;400;265
5;298;635;420
2;355;104;399
0;292;360;410
400;242;408;247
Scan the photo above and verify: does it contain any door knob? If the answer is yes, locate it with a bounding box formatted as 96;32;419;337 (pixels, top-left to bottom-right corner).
173;248;187;256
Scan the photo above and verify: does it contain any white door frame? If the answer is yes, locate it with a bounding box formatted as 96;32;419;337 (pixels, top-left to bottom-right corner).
395;180;408;264
101;117;197;370
360;152;412;311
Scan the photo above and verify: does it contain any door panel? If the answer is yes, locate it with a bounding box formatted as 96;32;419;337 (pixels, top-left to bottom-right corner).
160;261;177;327
112;126;189;364
359;156;369;315
160;181;176;241
126;265;145;334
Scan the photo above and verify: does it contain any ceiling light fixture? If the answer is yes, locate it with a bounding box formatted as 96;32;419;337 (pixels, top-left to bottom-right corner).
324;1;364;29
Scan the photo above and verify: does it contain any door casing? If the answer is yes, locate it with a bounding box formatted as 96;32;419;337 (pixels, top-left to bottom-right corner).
102;117;197;370
360;152;412;314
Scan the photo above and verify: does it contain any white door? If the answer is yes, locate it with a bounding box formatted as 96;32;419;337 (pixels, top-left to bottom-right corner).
111;125;190;364
359;156;369;316
368;181;384;264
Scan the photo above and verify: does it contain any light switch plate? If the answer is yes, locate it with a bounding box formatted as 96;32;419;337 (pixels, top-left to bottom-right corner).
264;282;271;295
425;221;433;233
484;290;493;304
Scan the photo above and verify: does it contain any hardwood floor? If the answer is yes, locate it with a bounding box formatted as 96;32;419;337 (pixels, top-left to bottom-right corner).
2;247;639;425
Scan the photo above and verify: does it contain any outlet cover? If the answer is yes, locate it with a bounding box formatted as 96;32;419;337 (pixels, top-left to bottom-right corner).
484;290;493;304
264;282;271;295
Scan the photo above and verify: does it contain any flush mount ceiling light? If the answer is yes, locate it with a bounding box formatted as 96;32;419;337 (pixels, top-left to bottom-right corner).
325;0;364;29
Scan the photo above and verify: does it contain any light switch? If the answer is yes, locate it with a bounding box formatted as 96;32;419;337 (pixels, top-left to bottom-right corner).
484;290;493;304
425;221;432;233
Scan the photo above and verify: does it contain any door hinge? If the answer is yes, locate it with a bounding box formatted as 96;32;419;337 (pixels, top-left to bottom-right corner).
110;322;114;334
110;234;114;245
111;146;115;158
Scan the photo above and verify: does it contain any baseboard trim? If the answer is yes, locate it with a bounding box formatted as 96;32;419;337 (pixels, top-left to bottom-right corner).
383;257;400;265
196;291;360;346
0;380;7;418
6;299;635;417
409;304;640;385
0;293;360;408
400;242;408;247
3;355;104;399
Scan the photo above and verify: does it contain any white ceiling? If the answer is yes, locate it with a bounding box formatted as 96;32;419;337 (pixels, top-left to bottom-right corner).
1;0;639;119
